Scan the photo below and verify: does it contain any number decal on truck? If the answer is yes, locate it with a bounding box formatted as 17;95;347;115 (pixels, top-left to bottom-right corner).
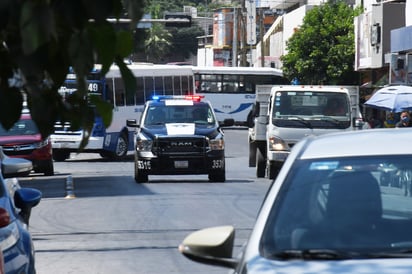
138;160;151;170
212;160;224;169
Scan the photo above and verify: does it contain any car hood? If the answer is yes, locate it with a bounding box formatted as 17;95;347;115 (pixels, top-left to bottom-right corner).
244;256;412;274
0;134;42;145
142;123;219;139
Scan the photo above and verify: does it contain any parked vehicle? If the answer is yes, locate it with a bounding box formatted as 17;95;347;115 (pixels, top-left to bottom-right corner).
0;147;32;179
0;112;54;176
180;128;412;274
0;168;41;273
127;95;233;183
248;85;362;179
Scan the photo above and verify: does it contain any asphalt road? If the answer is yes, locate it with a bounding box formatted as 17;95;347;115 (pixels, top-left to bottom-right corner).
18;128;272;274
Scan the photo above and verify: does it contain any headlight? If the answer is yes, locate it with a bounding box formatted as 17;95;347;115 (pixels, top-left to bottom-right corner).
136;139;152;151
209;138;224;150
0;222;20;251
34;139;49;148
268;136;289;151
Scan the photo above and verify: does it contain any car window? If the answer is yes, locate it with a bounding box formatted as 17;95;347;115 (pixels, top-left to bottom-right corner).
261;155;412;256
0;119;39;136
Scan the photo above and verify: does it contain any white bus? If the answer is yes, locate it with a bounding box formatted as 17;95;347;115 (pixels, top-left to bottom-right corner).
192;66;288;126
51;63;194;161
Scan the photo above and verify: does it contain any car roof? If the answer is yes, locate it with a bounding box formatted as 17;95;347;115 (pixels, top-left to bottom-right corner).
298;128;412;159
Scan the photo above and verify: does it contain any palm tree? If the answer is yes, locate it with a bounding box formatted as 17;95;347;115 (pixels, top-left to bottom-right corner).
144;23;172;63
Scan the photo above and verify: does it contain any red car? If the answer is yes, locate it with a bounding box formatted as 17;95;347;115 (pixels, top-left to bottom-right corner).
0;113;54;176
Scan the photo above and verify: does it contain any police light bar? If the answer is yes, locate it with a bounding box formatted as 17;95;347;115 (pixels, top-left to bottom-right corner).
184;95;204;102
152;95;204;102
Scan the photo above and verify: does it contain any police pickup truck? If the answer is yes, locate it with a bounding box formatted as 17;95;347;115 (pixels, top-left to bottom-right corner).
126;95;234;183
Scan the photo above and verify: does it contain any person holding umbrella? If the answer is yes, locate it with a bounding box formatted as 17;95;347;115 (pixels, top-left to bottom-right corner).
396;111;412;127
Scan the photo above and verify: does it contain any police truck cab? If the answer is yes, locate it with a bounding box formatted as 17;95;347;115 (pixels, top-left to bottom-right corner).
126;95;233;183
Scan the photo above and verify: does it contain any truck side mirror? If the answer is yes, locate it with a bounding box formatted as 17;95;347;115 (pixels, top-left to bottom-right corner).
258;115;269;125
353;117;364;129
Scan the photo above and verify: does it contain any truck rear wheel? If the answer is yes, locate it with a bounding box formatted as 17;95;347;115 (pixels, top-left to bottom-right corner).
256;148;266;178
249;142;256;167
53;151;70;162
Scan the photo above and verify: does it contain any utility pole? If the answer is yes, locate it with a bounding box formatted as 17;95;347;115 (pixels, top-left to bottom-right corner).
232;8;238;67
260;9;265;67
245;0;256;67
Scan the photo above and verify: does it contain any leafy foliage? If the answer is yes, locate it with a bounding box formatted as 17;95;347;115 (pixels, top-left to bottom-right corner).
144;23;173;62
169;26;205;59
0;0;144;147
281;1;361;85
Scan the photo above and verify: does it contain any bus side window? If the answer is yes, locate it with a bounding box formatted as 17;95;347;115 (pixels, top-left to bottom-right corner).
187;76;194;94
154;76;164;95
173;76;181;95
105;84;114;104
144;77;154;100
164;76;173;95
181;76;189;95
136;77;145;105
114;78;125;106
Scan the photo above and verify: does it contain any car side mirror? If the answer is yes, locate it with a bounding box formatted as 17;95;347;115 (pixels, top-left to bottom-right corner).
178;226;239;269
14;188;42;225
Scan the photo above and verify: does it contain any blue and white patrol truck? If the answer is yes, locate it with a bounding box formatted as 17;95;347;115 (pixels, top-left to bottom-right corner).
126;95;234;183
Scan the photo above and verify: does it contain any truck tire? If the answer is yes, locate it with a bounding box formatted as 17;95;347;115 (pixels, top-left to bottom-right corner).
134;157;148;183
256;148;266;178
208;170;226;182
43;160;54;176
53;150;70;162
268;161;281;180
249;141;256;167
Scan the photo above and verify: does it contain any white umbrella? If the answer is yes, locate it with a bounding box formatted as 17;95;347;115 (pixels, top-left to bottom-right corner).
364;85;412;113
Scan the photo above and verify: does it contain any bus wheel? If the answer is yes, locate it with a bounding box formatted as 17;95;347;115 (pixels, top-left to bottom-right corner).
112;134;128;160
134;160;148;183
53;151;70;162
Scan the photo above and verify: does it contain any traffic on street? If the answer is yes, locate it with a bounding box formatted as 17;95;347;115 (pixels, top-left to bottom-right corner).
18;129;271;274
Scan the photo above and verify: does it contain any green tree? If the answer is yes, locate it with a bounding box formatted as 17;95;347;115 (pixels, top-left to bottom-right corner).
281;1;361;85
0;0;144;148
144;23;173;62
169;26;205;59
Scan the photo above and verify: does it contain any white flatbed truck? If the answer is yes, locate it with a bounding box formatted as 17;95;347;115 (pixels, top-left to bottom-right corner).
248;85;362;179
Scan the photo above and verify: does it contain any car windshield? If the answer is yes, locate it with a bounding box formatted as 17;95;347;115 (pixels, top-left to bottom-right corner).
0;119;39;136
261;155;412;257
271;92;351;129
144;105;215;125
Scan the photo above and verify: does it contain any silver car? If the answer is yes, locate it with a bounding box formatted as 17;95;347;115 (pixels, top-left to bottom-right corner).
179;128;412;273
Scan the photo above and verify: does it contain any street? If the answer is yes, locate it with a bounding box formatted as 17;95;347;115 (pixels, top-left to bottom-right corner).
18;129;272;274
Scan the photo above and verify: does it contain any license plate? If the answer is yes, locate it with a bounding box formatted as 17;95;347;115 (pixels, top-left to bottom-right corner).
174;160;188;168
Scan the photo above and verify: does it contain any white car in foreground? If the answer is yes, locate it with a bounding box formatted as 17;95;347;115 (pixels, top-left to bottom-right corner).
180;128;412;273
